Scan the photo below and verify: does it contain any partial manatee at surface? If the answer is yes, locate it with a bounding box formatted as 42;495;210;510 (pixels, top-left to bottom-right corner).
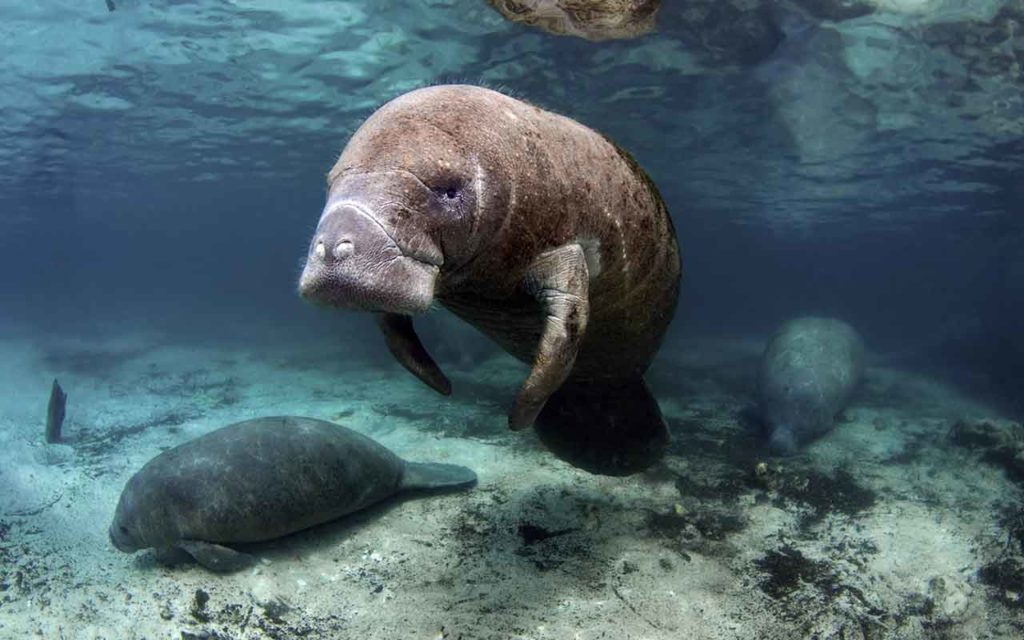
757;317;865;454
485;0;661;41
298;84;682;476
109;416;477;572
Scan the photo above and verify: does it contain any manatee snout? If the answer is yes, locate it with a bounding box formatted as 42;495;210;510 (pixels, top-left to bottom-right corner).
298;202;440;314
109;491;142;553
108;521;136;552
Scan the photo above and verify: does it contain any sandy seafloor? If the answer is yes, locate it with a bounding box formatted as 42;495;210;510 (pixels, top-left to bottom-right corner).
1;320;1023;640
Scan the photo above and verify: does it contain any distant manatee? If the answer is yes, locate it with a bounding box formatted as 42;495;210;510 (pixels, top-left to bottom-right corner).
757;317;864;454
486;0;660;41
109;416;477;572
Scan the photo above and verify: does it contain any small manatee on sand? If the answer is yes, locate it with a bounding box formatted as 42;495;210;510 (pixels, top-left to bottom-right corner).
758;317;864;454
109;416;476;572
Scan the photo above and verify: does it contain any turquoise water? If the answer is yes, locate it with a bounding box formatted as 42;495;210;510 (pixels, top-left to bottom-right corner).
1;2;1022;638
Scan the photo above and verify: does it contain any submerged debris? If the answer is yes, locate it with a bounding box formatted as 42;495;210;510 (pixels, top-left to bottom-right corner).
190;589;210;623
45;378;67;444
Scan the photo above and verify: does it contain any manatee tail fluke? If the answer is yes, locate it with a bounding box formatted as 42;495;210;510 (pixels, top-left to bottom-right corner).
768;425;798;455
534;376;669;476
401;462;477;491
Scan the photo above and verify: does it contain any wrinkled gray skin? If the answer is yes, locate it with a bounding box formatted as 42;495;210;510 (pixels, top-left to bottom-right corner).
758;317;865;454
297;84;681;475
109;416;476;572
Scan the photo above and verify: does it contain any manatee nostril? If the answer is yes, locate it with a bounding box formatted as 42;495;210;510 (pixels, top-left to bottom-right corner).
333;239;355;260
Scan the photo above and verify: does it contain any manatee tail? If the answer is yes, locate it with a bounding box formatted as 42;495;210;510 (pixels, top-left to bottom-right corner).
533;376;669;476
400;462;477;491
768;425;798;455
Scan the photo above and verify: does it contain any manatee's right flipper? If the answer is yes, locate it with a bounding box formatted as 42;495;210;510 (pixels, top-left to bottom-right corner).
400;462;478;492
534;377;669;476
378;312;451;395
178;540;255;573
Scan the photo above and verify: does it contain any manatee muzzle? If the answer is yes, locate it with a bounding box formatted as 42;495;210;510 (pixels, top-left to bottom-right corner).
298;202;439;314
108;519;139;552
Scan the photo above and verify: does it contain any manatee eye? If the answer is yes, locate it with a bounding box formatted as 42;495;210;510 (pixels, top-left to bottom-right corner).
433;178;463;202
435;184;462;201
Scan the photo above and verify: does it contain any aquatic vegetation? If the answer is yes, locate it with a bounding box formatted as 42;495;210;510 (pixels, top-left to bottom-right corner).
950;417;1024;482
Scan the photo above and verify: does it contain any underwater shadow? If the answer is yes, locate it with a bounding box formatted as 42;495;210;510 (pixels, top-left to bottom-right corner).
439;482;651;618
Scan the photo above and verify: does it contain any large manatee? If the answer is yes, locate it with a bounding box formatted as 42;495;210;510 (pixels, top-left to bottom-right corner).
758;317;865;454
298;84;682;475
109;416;476;572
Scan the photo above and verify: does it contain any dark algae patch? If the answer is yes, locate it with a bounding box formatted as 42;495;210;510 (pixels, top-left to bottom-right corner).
756;545;838;600
675;471;747;504
753;466;877;526
979;558;1024;608
646;507;746;550
950;418;1024;483
979;503;1024;610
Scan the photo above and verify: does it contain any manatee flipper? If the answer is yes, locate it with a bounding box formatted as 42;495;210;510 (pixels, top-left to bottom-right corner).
178;540;255;573
152;546;193;567
510;244;590;431
533;377;668;476
378;312;451;395
401;462;478;491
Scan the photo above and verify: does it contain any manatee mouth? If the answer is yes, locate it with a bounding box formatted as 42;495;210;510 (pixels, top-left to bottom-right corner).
298;203;440;314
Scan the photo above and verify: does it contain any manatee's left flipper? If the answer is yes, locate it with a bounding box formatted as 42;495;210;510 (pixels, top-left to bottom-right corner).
178;540;255;573
377;313;452;395
152;546;193;567
510;244;590;431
